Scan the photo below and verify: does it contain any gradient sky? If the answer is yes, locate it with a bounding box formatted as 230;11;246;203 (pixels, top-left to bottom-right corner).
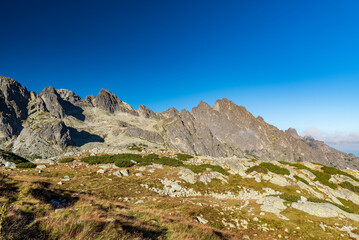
1;1;359;155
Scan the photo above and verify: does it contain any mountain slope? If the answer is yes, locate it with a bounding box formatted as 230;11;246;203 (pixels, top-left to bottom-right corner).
0;75;358;170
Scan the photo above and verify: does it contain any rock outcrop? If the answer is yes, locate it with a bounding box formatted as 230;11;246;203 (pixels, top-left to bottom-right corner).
93;89;137;115
0;76;30;140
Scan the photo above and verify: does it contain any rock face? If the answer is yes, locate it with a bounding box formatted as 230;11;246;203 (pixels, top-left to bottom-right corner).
93;89;137;115
0;75;358;170
0;76;30;140
12;119;73;157
38;86;67;118
162;109;226;157
56;89;82;105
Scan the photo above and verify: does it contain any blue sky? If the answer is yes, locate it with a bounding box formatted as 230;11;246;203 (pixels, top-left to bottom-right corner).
1;1;359;155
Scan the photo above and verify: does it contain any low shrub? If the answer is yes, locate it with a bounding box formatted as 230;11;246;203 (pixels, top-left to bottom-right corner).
311;170;337;189
115;159;134;168
176;153;193;161
279;161;310;170
59;158;75;163
259;162;290;175
81;153;142;165
185;164;229;176
246;165;268;174
307;197;353;213
294;175;309;185
0;150;28;165
321;166;359;182
17;162;37;168
154;157;183;167
278;193;301;202
339;181;359;193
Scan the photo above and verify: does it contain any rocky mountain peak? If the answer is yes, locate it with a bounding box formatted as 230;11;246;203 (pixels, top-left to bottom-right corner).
0;76;30;119
286;128;300;138
0;76;30;140
93;89;136;115
162;107;179;118
56;89;82;105
138;105;157;118
39;86;66;118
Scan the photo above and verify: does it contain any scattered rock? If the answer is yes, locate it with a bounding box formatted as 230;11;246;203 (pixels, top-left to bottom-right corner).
120;169;129;176
36;165;47;169
196;216;208;224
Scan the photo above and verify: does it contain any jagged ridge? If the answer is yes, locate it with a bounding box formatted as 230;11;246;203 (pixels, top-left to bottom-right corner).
0;75;358;169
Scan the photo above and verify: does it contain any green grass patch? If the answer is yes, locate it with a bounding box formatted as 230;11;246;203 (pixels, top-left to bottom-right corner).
246;165;268;174
310;170;337;189
307;197;353;213
81;153;142;165
185;164;229;176
0;150;29;165
175;153;193;161
279;161;311;170
321;166;359;182
258;162;290;175
280;161;339;189
59;157;75;163
17;162;37;168
339;181;359;193
277;193;301;202
114;159;134;168
137;154;184;167
294;175;309;185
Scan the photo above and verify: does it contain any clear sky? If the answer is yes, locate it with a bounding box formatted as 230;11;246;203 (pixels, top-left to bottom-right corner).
1;0;359;155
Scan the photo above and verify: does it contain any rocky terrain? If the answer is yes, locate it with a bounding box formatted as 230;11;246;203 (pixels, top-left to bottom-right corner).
0;75;358;170
1;150;359;239
1;76;359;239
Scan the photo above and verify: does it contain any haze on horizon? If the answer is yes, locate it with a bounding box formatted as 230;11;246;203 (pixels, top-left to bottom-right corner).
1;0;359;156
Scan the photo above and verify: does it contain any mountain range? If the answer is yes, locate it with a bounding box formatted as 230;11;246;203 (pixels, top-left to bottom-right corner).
0;75;358;170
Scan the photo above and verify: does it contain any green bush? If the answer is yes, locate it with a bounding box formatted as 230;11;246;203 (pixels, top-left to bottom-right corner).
279;161;338;189
0;150;28;164
259;162;290;175
339;181;359;193
137;154;185;167
176;153;193;161
246;165;268;174
294;175;309;185
279;161;310;170
311;170;337;189
115;159;134;168
81;153;142;165
185;164;229;176
17;162;37;168
59;157;75;163
154;157;184;167
321;166;359;182
278;193;301;202
307;197;353;214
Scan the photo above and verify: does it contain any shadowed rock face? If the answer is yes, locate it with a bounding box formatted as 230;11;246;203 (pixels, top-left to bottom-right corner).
0;76;358;169
94;89;137;115
0;76;30;140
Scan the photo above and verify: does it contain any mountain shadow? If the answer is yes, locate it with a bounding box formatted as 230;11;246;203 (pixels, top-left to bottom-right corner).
68;127;104;147
62;100;86;121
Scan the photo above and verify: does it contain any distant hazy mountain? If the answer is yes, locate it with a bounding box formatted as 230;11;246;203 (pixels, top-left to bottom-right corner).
0;75;358;169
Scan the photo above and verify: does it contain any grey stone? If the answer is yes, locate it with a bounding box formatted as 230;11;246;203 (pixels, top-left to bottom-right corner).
119;169;129;176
